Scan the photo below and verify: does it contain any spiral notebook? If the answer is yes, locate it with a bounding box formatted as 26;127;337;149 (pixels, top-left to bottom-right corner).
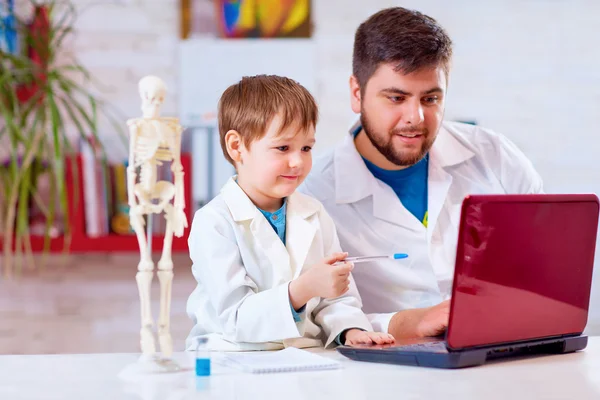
221;347;342;374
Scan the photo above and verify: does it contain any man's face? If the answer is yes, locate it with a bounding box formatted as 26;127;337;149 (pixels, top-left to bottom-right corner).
350;64;447;167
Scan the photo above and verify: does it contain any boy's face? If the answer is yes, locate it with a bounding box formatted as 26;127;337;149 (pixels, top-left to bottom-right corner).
235;114;316;211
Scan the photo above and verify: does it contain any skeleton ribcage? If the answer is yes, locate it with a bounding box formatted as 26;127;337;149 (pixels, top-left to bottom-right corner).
134;121;176;192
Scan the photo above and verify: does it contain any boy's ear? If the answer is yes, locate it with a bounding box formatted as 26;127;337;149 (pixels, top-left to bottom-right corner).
225;129;244;164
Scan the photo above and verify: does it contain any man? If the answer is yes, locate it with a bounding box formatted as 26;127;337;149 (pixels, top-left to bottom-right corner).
299;7;543;340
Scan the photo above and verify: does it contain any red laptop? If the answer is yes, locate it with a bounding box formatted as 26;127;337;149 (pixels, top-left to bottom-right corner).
337;194;599;368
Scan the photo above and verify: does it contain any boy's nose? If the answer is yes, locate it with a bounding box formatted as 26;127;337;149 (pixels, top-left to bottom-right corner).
288;153;303;169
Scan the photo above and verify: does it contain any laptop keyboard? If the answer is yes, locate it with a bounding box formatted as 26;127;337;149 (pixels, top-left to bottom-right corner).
395;341;448;353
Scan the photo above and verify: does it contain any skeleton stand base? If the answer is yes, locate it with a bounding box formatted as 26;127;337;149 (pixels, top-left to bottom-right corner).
118;354;194;400
118;354;182;378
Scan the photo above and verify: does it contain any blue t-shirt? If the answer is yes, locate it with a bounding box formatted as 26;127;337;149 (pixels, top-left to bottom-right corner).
258;200;287;243
352;125;429;227
362;155;429;227
258;201;305;322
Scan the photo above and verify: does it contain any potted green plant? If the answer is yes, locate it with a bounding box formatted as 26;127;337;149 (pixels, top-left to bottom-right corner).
0;0;122;277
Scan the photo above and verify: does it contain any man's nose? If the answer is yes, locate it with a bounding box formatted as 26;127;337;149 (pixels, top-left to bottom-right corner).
404;100;424;126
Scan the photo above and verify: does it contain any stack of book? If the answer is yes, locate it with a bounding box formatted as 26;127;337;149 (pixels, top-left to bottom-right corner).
79;139;175;238
0;0;18;55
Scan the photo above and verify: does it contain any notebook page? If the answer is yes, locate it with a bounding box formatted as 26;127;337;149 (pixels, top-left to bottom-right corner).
222;347;342;374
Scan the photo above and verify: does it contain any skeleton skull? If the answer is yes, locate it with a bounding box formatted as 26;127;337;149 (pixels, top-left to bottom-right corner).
139;75;167;118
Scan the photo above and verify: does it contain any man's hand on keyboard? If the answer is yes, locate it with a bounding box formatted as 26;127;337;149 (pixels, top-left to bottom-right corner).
415;300;450;337
388;300;450;339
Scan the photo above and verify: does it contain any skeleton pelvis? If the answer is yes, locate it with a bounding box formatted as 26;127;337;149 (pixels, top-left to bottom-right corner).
134;180;176;205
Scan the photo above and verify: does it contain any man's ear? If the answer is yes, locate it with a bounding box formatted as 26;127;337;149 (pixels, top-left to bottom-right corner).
225;130;244;164
349;75;362;114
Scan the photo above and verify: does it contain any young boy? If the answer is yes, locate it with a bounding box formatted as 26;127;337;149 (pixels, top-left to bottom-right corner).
186;75;394;351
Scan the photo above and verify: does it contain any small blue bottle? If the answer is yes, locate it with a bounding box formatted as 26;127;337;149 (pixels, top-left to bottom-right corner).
195;337;211;376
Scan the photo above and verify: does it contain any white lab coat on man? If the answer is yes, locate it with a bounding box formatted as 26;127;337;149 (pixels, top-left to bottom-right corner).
299;120;543;334
186;177;372;351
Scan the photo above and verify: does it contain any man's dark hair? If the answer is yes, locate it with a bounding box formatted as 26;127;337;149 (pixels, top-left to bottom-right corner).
352;7;453;90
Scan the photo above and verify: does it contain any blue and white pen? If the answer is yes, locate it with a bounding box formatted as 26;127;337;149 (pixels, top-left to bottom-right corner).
344;253;408;264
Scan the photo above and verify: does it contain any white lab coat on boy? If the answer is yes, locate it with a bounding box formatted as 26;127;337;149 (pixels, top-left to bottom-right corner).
186;177;372;351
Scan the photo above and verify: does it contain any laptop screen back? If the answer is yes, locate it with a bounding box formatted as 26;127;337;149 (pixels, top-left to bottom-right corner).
447;194;599;350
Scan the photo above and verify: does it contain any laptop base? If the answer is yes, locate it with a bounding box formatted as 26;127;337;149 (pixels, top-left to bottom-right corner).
336;335;587;369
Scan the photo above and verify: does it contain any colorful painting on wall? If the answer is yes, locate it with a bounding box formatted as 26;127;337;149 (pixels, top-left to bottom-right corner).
214;0;311;38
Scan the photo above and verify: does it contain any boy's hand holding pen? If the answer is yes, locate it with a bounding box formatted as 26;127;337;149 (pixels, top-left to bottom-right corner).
288;252;354;309
288;252;408;311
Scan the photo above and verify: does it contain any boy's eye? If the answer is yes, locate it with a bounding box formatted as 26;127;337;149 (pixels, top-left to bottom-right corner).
301;146;312;152
276;146;289;152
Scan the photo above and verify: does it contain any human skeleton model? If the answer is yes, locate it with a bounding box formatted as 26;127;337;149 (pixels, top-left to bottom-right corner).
127;76;187;361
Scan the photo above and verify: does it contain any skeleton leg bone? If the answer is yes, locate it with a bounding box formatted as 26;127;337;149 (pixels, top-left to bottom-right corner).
157;204;175;358
130;207;156;356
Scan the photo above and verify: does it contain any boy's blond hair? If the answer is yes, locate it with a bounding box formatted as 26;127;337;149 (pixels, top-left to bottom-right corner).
218;75;318;165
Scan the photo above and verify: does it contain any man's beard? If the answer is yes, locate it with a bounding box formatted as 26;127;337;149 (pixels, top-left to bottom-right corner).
360;109;434;167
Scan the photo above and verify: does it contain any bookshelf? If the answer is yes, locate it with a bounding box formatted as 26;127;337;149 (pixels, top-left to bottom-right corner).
0;153;193;253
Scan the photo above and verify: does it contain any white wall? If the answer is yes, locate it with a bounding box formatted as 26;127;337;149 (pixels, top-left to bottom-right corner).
69;0;180;160
71;0;600;333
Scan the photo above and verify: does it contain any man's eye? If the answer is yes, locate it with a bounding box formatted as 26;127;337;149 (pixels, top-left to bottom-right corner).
423;96;438;104
389;96;404;103
276;146;289;152
302;146;312;152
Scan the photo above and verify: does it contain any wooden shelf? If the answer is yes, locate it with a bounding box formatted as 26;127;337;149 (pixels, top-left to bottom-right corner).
9;233;189;253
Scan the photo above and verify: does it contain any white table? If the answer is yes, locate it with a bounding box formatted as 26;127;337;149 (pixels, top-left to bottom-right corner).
1;337;599;400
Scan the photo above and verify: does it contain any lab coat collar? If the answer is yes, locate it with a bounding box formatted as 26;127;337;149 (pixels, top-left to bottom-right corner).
334;119;475;205
220;177;259;222
333;121;376;204
430;122;476;168
221;177;319;278
221;177;320;222
286;192;319;278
